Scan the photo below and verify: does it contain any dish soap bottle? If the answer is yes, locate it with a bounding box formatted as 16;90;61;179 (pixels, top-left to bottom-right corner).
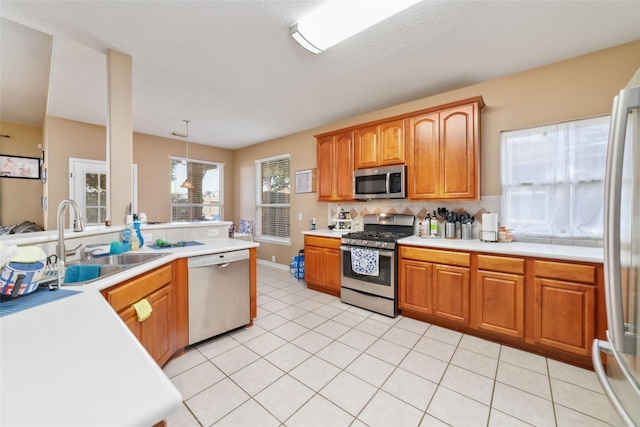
430;210;439;237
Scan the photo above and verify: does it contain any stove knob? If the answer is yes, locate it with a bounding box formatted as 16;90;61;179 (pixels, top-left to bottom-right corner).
363;240;368;246
381;242;388;249
375;241;381;248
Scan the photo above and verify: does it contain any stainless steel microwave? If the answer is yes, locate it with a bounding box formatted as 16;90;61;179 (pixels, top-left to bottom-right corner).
353;165;406;199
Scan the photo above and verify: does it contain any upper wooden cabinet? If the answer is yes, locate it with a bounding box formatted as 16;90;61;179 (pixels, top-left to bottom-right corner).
316;96;483;201
354;119;405;169
317;131;354;201
407;99;483;200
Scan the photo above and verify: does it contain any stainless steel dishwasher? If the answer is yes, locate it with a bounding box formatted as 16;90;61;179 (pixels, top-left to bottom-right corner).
188;249;250;345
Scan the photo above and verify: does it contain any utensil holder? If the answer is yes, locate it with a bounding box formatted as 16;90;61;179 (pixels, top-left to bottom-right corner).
461;223;472;240
445;222;457;239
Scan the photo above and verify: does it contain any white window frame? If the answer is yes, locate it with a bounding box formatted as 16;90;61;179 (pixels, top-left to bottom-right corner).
170;156;224;222
500;116;610;240
255;154;291;245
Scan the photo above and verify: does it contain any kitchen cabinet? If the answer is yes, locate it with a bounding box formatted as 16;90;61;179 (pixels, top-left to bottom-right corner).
317;131;354;201
398;246;470;325
304;235;342;296
407;98;483;200
354;119;405;169
533;260;596;356
398;244;604;368
476;255;525;338
101;264;176;366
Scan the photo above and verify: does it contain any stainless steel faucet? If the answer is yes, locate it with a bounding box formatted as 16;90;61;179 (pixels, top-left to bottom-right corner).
56;199;85;264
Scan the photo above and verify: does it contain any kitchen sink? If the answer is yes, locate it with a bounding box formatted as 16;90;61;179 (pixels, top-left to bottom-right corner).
64;252;169;285
86;252;167;266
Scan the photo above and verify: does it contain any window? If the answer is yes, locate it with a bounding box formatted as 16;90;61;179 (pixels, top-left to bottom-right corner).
69;158;138;225
500;116;609;239
170;157;223;221
255;154;290;244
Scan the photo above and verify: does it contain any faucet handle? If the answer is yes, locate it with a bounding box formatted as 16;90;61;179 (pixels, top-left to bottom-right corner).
66;243;83;257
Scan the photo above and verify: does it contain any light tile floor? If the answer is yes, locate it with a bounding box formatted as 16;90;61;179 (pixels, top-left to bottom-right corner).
164;263;622;427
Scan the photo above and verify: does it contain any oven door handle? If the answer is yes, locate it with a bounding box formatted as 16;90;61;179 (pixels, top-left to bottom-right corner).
340;246;395;257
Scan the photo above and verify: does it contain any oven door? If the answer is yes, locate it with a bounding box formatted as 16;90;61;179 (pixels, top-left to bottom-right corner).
341;246;395;299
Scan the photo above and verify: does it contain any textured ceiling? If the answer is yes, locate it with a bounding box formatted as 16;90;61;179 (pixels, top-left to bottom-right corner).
1;1;639;149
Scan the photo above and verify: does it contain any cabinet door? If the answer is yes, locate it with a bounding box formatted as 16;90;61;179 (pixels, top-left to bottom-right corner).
354;125;378;169
534;278;595;356
304;245;324;286
398;259;433;315
119;306;142;341
407;112;439;199
317;136;335;201
379;120;404;166
117;283;173;366
334;132;354;200
433;264;470;324
476;270;524;338
141;284;173;366
439;104;477;199
323;248;342;293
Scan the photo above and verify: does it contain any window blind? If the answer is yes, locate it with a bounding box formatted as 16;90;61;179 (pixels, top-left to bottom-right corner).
255;154;290;243
500;116;609;239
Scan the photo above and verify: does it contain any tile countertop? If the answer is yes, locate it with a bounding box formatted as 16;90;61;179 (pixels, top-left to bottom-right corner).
0;238;259;427
302;229;603;263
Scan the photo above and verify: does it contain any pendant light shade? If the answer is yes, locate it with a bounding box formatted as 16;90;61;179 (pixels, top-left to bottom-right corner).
180;119;194;189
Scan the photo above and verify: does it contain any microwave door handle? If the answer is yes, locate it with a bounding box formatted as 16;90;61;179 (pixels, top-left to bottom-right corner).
386;172;391;194
604;86;640;355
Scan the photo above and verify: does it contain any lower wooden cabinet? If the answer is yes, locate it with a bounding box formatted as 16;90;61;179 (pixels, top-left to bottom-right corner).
101;264;177;367
476;255;525;338
118;282;174;364
398;246;604;368
398;247;470;325
304;235;342;296
533;260;597;357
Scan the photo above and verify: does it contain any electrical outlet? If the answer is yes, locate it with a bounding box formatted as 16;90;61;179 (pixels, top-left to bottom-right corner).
272;255;276;262
298;213;303;220
208;228;219;237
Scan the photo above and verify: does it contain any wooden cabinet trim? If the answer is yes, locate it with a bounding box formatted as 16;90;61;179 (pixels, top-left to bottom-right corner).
399;246;470;267
103;264;172;313
314;96;485;139
534;260;596;284
305;235;341;249
477;254;525;275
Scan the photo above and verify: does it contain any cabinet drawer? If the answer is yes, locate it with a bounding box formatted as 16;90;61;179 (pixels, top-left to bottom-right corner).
399;246;470;267
103;264;173;312
477;255;525;275
305;235;341;249
533;260;596;284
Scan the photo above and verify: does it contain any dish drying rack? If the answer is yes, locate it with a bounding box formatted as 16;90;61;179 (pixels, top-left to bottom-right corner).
39;255;65;289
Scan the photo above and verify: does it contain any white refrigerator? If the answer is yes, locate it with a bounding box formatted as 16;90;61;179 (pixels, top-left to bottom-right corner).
592;68;640;427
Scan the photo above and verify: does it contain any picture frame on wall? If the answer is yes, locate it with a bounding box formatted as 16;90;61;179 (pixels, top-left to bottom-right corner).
295;168;316;193
0;155;41;179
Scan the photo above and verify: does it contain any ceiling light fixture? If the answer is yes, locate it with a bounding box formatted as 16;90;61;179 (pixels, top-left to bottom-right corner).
180;119;194;189
290;0;422;54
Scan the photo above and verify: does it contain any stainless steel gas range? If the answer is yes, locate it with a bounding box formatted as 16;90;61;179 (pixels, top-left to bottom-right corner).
340;213;415;317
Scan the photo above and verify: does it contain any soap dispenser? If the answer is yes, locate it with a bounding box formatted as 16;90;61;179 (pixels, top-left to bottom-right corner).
133;220;144;248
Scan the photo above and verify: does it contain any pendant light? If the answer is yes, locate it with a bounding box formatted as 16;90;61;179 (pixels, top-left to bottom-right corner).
180;119;194;189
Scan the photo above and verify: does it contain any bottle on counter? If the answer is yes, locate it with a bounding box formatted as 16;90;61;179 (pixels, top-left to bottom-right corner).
430;210;439;237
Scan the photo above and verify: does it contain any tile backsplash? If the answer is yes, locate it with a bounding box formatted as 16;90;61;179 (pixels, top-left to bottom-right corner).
328;196;602;248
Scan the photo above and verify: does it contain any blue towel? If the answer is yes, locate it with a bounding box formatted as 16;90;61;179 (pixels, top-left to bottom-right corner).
64;264;101;284
351;248;379;276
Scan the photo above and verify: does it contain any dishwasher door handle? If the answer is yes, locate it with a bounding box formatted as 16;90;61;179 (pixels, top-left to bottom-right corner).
215;262;230;268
